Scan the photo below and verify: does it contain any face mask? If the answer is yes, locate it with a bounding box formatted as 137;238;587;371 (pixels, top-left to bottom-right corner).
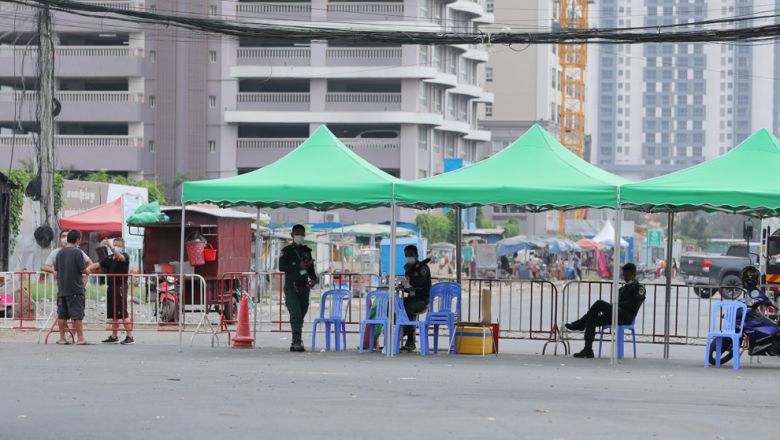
114;246;123;253
406;257;417;265
61;239;67;246
293;235;304;245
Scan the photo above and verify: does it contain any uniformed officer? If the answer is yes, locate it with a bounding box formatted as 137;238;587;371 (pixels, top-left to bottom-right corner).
400;245;431;353
279;224;318;352
565;263;646;358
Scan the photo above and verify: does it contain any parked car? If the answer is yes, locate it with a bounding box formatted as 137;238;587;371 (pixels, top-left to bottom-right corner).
679;243;758;299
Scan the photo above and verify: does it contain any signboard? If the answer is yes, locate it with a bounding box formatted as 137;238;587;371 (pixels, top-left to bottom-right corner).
647;229;663;248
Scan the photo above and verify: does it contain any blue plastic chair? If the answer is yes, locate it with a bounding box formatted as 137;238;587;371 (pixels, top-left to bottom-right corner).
598;322;637;359
705;300;747;369
359;291;389;353
311;289;351;352
393;295;429;355
425;282;461;354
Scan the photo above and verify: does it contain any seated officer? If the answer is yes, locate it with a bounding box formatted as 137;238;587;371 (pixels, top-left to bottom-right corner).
565;263;646;359
400;245;431;353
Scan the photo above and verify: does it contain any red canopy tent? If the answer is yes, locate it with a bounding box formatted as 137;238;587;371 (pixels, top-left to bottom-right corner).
60;197;123;232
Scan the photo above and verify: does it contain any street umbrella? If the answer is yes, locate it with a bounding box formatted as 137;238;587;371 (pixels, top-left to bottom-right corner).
496;235;545;257
576;238;604;251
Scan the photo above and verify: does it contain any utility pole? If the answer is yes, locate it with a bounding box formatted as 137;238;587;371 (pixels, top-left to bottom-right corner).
36;6;56;230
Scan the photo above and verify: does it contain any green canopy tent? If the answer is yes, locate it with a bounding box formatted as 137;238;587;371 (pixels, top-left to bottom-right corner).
179;125;404;354
395;124;629;362
621;128;780;358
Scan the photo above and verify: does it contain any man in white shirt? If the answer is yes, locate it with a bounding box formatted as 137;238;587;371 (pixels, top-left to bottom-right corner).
42;230;92;277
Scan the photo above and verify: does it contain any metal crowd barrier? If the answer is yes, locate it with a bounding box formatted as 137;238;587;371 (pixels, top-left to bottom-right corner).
560;280;748;348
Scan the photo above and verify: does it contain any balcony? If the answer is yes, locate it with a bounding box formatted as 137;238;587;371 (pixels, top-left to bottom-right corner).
235;2;312;21
327;1;405;21
236;47;311;66
0;134;142;171
325;92;402;111
236;136;400;167
0;91;143;122
326;47;403;66
236;92;310;111
0;46;144;77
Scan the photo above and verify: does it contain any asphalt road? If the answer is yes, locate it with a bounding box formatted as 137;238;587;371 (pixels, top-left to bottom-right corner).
1;332;778;440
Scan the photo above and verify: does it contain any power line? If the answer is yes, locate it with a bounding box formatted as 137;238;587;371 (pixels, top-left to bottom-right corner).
7;0;780;45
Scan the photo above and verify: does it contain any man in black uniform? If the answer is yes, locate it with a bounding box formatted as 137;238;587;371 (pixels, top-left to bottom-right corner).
278;224;318;352
565;263;646;358
400;245;431;353
90;237;134;345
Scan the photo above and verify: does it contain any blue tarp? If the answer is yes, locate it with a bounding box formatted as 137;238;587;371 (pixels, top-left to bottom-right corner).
496;236;545;257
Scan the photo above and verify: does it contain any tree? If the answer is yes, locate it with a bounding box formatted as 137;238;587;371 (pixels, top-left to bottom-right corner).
502;218;520;238
476;207;494;229
415;213;452;244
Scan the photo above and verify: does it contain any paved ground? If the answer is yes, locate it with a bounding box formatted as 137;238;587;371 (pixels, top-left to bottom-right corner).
1;330;778;440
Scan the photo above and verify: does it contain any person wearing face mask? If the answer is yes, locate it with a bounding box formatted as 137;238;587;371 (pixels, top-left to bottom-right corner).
89;237;134;345
42;230;92;278
400;245;431;353
565;263;645;358
279;224;318;352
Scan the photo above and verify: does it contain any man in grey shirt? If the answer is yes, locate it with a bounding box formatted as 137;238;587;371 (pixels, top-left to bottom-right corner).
54;230;92;345
42;230;91;278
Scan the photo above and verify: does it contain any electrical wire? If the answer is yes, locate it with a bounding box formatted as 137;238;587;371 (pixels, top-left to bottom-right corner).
7;0;780;45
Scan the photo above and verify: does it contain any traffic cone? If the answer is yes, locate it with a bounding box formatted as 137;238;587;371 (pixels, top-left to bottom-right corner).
232;294;255;349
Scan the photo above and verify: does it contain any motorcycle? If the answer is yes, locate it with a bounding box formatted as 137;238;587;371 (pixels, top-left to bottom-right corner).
151;275;179;323
708;268;780;365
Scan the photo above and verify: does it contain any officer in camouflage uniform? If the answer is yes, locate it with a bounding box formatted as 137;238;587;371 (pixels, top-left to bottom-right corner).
279;224;318;352
400;245;431;353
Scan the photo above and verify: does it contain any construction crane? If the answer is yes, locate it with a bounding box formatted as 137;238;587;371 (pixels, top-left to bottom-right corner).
558;0;589;234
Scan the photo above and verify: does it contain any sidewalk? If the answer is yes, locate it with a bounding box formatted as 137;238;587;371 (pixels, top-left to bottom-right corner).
1;330;777;439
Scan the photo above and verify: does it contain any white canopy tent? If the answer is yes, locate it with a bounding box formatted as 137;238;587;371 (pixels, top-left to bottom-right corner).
592;220;629;248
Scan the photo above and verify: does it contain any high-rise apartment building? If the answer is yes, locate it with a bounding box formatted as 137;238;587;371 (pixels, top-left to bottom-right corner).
590;0;774;180
478;0;577;235
0;0;493;223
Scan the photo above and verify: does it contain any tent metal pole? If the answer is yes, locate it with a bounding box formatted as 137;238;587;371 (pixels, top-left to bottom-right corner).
387;201;397;357
456;208;462;285
663;212;675;359
178;199;186;352
610;204;622;365
254;207;262;345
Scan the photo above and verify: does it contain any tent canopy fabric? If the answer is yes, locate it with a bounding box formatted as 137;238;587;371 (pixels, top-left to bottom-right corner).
621;129;780;216
182;125;400;210
592;220;628;248
60;197;123;232
496;235;545;257
394;124;628;210
328;223;415;238
543;238;581;254
576;238;604;251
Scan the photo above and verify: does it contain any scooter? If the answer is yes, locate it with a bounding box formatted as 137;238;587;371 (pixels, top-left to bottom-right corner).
708;267;780;365
153;276;179;323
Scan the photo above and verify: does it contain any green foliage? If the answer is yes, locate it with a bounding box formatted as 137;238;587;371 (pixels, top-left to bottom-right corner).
6;170;66;251
83;171;167;204
502;218;520;238
415;213;452;244
476;207;495;229
445;209;458;243
6;170;31;251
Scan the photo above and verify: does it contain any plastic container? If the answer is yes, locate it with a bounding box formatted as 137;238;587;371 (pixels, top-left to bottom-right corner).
454;325;494;355
186;240;206;266
203;243;217;262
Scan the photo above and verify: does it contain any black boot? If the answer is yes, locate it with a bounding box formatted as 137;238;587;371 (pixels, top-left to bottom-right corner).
291;332;305;353
565;320;585;332
573;347;594;358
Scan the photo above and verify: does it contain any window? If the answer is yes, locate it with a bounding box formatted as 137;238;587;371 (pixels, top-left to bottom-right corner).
208;95;216;108
485;67;493;83
209;50;217;63
149;96;156;108
208;5;217;15
148;140;155;153
208;140;216;153
485;0;494;13
149;50;156;63
484;103;493;117
418;169;428;178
